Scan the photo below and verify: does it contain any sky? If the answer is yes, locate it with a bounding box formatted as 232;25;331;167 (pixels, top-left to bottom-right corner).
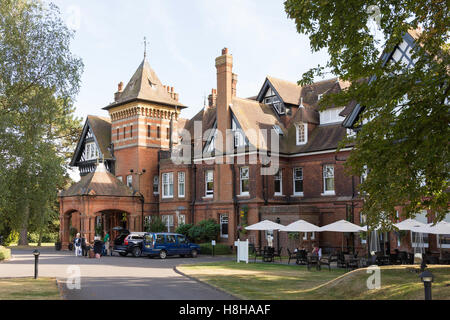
43;0;333;182
44;0;331;121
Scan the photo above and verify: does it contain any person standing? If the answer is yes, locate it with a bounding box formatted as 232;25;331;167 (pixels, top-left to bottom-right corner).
103;232;110;256
81;234;88;257
93;236;103;259
73;233;82;256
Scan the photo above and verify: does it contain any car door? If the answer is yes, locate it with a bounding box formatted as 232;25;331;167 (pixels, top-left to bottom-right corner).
142;233;153;254
165;234;178;255
176;235;189;255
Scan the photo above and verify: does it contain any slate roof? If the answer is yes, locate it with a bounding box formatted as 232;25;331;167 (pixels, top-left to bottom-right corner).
103;58;186;110
60;163;138;197
183;76;353;156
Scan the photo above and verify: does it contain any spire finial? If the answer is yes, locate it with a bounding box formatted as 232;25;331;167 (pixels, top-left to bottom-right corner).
143;36;148;59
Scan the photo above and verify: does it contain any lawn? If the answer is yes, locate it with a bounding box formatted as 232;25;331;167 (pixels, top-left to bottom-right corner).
177;261;450;300
0;277;61;300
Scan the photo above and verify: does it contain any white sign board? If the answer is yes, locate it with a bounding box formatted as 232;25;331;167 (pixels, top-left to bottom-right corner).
211;240;216;246
234;239;249;263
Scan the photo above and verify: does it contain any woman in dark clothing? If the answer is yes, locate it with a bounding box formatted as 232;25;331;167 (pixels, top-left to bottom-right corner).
93;236;103;258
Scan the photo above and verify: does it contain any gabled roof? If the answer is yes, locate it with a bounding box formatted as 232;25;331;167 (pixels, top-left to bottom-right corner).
70;115;112;166
230;97;287;151
103;58;186;110
60;163;138;197
257;76;351;111
342;29;421;129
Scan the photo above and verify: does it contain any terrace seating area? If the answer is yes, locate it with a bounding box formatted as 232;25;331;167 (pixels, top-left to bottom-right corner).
249;243;450;272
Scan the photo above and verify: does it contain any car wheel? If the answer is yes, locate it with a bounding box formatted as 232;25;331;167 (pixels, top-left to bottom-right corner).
132;247;141;257
191;249;198;258
159;250;167;259
119;252;127;257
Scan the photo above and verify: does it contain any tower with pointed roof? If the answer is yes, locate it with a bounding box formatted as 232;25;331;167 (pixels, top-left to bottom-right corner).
103;57;186;216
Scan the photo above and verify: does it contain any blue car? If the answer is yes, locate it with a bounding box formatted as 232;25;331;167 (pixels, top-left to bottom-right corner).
141;232;201;259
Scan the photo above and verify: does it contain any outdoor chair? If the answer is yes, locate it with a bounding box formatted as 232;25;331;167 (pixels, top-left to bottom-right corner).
287;248;297;264
263;247;275;262
295;250;308;265
439;253;450;265
250;246;263;263
344;254;359;270
307;253;320;271
336;252;346;268
273;247;282;262
319;254;333;271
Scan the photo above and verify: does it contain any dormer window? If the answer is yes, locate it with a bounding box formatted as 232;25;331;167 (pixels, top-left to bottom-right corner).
231;116;247;148
264;86;285;115
296;122;308;145
273;125;283;136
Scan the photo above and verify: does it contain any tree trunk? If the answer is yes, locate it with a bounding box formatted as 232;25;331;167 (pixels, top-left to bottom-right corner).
18;200;29;246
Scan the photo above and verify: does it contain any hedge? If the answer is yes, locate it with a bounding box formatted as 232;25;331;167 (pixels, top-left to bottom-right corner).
0;246;11;261
199;243;232;255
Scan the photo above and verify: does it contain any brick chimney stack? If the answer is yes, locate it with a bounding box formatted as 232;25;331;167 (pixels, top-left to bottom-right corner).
232;73;238;97
114;81;124;102
208;88;217;107
215;47;233;153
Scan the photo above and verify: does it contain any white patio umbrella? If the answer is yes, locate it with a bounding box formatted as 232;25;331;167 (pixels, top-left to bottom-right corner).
245;220;285;248
393;218;426;231
415;221;450;259
281;220;321;250
245;220;285;231
320;220;366;232
320;220;366;252
394;219;427;256
281;220;321;232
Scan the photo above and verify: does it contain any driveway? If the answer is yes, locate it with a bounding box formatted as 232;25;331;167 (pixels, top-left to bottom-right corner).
0;248;236;300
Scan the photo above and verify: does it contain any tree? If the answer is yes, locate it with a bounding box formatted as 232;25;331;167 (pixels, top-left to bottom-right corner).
0;0;83;244
284;1;449;227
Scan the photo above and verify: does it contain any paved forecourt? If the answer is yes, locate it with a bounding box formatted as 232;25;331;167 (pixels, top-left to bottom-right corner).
0;248;236;300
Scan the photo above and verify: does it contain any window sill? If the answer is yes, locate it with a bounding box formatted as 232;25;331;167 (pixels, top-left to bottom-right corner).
162;196;174;199
321;191;335;196
238;193;250;197
220;235;229;239
292;193;304;197
203;195;213;200
274;193;284;197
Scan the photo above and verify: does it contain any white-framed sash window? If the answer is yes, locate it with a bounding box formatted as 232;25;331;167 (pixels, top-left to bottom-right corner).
293;167;304;196
162;172;174;198
178;172;185;198
240;167;249;195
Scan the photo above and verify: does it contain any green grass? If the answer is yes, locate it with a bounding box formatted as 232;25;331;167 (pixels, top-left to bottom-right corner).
0;278;61;300
177;261;450;300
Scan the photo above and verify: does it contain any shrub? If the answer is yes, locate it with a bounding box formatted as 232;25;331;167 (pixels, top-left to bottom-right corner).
199;243;232;255
0;246;11;261
3;231;19;246
188;219;219;243
148;215;166;232
175;223;193;237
